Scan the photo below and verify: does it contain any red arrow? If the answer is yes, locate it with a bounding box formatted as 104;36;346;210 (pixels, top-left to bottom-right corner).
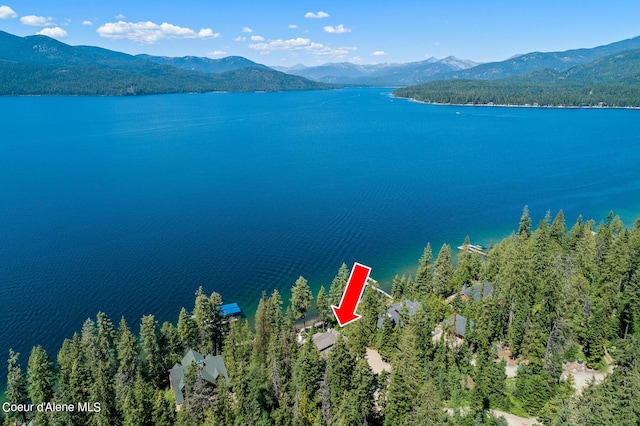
331;263;372;327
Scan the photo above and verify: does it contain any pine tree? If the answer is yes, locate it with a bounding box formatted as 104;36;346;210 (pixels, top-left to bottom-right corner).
391;274;404;299
139;314;164;387
6;349;28;425
452;235;476;288
27;345;54;405
315;286;330;329
329;263;350;310
432;244;454;297
151;390;176;426
406;379;443;426
384;321;430;425
122;373;153;426
550;209;567;248
96;311;116;376
54;333;89;425
327;336;355;413
253;293;270;365
177;307;198;351
518;205;532;239
27;345;54;426
291;275;312;328
204;375;235;426
415;243;433;296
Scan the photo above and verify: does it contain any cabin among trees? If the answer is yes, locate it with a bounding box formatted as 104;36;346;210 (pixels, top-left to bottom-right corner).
168;349;229;407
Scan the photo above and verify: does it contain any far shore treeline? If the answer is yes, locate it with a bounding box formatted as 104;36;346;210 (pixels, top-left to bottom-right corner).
393;49;640;108
3;208;640;425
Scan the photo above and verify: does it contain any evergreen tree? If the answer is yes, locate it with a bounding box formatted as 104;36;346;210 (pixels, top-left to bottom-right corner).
6;349;28;425
391;274;404;299
27;345;54;405
96;312;116;376
415;243;433;296
315;286;330;329
432;243;454;297
139;314;164;387
327;336;355;413
550;209;567;247
291;275;312;328
122;373;153;426
27;345;54;426
266;289;284;338
177;307;198;351
253;293;270;366
406;379;443;426
151;390;176;426
204;376;234;426
384;320;430;425
518;205;532;239
329;263;350;311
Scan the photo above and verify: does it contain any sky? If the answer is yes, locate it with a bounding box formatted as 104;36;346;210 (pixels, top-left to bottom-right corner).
1;1;640;67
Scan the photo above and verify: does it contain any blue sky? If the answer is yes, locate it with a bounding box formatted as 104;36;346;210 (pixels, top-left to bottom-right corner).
1;1;639;66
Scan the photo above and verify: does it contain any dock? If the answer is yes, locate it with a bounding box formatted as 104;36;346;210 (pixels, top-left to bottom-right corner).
367;277;393;299
457;243;488;256
220;303;242;317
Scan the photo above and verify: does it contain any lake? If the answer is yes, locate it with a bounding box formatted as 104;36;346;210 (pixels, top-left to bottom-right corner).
1;88;639;373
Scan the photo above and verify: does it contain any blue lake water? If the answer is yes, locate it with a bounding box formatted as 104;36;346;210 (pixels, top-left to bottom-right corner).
1;88;640;374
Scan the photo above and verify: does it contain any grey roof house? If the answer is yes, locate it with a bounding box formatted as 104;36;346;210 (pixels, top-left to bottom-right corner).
376;300;421;328
442;313;474;338
169;349;229;406
459;282;493;301
312;329;340;354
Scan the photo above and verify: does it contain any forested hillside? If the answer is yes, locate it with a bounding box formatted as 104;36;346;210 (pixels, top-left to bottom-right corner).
0;30;334;96
3;209;640;425
393;49;640;107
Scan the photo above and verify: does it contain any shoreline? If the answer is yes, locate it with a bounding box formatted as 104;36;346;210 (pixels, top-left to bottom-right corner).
391;94;640;110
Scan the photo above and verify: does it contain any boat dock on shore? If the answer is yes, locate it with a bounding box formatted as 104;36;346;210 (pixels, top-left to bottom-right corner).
457;244;488;256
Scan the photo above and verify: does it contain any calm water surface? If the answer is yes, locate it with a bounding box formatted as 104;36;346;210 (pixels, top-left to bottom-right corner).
1;88;640;373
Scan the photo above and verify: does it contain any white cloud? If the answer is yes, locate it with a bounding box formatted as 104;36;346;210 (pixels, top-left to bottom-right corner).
249;37;355;58
304;11;329;19
96;21;219;43
37;27;68;38
82;20;93;26
250;35;265;41
0;5;17;19
323;24;351;34
242;27;253;33
21;15;54;26
198;28;220;38
115;14;126;19
372;51;387;56
208;50;226;57
288;24;297;29
233;36;246;42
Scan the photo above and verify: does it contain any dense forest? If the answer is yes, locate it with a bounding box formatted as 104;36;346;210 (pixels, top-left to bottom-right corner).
393;49;640;107
0;61;335;96
3;208;640;425
0;31;334;96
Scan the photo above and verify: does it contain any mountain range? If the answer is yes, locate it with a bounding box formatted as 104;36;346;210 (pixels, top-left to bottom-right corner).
272;56;479;86
1;29;640;98
0;31;332;96
393;47;640;107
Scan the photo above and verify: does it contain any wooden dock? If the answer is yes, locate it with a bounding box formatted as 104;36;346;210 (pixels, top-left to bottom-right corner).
457;243;488;256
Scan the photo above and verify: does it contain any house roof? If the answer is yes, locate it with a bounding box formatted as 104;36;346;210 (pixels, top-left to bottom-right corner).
441;313;474;338
169;349;229;405
312;329;339;352
376;300;421;328
459;282;493;300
